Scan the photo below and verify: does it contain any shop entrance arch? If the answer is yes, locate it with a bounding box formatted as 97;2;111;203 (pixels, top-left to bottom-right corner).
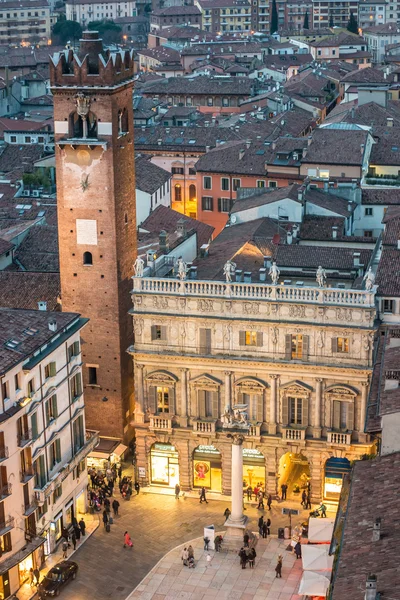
150;443;179;488
192;445;222;492
278;452;310;500
243;449;265;492
324;457;351;501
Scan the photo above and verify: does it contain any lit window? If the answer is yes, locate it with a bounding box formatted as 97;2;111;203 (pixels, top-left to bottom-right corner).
337;337;349;353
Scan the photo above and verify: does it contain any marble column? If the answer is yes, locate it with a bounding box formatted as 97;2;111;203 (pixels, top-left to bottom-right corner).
313;378;323;439
135;364;145;424
224;371;232;410
179;368;189;427
225;433;248;533
359;381;369;442
268;375;279;435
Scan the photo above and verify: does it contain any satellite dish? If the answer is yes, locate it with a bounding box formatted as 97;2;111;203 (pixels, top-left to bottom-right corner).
230;215;237;224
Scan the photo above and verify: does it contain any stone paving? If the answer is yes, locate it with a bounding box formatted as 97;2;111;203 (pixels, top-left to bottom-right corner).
127;535;303;600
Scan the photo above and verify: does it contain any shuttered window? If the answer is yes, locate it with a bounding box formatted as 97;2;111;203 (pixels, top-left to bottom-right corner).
217;198;234;213
68;341;80;361
239;392;263;421
151;325;167;341
44;362;56;379
45;395;58;425
202;196;213;211
285;334;309;360
282;396;309;426
239;331;263;347
199;328;212;354
198;390;218;418
332;401;354;431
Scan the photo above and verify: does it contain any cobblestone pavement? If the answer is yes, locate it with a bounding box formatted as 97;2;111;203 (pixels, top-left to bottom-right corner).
127;534;303;600
51;488;331;600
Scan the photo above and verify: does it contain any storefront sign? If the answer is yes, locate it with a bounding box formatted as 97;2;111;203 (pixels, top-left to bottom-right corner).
243;449;263;457
154;443;176;452
138;467;146;478
195;445;220;455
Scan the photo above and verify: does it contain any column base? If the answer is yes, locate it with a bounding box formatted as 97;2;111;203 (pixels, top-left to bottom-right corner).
312;427;322;439
224;515;249;534
268;423;277;435
134;412;145;424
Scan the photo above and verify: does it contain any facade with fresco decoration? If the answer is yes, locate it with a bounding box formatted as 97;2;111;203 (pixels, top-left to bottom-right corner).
130;275;376;503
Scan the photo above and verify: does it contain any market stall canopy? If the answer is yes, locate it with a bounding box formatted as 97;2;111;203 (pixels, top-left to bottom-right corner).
308;518;335;543
302;544;334;571
298;570;331;596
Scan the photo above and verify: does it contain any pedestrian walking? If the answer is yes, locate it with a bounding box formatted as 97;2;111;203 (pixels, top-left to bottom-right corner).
124;531;133;548
175;483;181;499
224;508;231;520
181;547;189;566
243;532;250;548
305;494;311;510
301;490;307;507
266;518;271;535
204;537;210;551
104;497;111;511
199;486;208;504
320;503;327;518
112;498;120;516
102;509;109;529
33;568;40;585
262;521;268;538
253;486;259;501
71;531;77;550
29;568;35;587
74;524;81;541
294;541;302;559
215;535;223;552
118;465;122;479
248;548;256;569
61;527;69;545
79;518;86;536
267;494;272;510
134;481;140;495
281;484;288;501
275;555;283;578
188;545;194;564
258;516;264;535
257;490;264;509
238;547;247;569
246;486;252;501
62;540;68;559
206;553;212;568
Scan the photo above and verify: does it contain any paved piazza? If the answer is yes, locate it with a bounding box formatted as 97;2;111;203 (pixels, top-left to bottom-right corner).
51;487;320;600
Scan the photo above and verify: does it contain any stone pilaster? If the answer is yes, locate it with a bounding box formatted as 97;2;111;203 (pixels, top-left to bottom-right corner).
179;368;189;427
308;452;324;503
268;375;279;435
312;378;323;439
359;381;369;443
224;371;232;409
135;364;145;424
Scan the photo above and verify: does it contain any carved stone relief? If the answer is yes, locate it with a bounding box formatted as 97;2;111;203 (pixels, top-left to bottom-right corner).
243;302;260;315
198;299;214;312
153;296;168;309
289;305;306;318
336;308;353;322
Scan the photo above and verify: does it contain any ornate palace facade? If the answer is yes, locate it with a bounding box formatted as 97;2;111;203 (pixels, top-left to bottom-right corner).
130;276;375;502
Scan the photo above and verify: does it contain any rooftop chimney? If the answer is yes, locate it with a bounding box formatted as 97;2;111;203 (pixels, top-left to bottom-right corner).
397;239;400;250
348;201;353;213
286;230;293;245
365;574;377;600
200;243;209;257
190;266;197;279
259;267;267;281
361;143;365;155
243;271;252;283
245;139;251;149
332;226;338;239
38;301;47;311
48;318;57;332
78;31;104;74
263;256;271;269
351;106;355;119
235;269;243;282
239;148;245;160
372;518;381;542
353;252;361;267
176;218;187;238
292;224;298;239
387;117;394;127
159;229;169;253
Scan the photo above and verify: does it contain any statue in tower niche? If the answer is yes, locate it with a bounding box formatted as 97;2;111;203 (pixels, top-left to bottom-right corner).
75;92;91;138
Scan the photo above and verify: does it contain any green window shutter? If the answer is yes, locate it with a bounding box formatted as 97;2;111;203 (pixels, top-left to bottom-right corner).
76;374;82;396
45;400;50;424
218;198;222;212
332;400;341;430
168;387;175;414
151;325;157;341
52;395;58;418
347;402;354;431
148;386;156;413
301;397;309;426
282;396;289;425
50;362;56;377
285;334;292;359
256;332;263;347
68;345;72;361
239;331;246;346
331;337;338;353
302;335;309;360
73;341;80;356
256;394;263;422
55;438;61;463
212;391;219;418
31;412;38;439
198;390;206;418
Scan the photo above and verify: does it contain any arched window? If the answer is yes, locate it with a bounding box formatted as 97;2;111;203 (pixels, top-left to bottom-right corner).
189;184;196;201
69;111;98;139
175;184;182;202
83;251;93;266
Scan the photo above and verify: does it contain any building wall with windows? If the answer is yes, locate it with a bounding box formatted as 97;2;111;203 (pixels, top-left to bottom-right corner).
0;0;51;45
0;311;97;598
131;277;375;503
312;0;359;28
66;0;137;25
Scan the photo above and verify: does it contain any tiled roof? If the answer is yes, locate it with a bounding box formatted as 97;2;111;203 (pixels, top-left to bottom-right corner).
375;248;400;296
340;66;389;84
299;215;345;240
304;187;353;217
135;155;171;195
197;0;250;7
275;244;372;269
263;53;313;70
302;127;369;166
0;272;60;311
382;205;400;245
326;100;400;128
331;451;400;600
0;238;13;255
363;20;400;34
134;125;241;151
13;224;59;272
232;184;301;214
21;95;53;107
362;188;400;205
152;5;201;15
0;144;44;179
0;118;51;135
370;128;400;165
141;75;256;96
309;33;366;47
137;47;181;63
141;205;214;253
0;308;78;374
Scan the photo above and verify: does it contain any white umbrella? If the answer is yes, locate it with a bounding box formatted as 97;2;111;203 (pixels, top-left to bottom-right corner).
302;545;334;571
308;518;335;543
298;570;331;596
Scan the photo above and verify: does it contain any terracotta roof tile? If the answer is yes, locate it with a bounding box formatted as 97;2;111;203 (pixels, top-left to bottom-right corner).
0;272;60;310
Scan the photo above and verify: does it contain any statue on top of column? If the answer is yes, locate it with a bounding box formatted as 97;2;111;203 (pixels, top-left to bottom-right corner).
221;404;250;429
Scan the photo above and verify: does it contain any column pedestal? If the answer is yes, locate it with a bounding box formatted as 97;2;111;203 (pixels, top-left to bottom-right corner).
224;435;248;542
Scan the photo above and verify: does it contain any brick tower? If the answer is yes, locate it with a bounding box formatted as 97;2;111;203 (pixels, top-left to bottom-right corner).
50;32;136;439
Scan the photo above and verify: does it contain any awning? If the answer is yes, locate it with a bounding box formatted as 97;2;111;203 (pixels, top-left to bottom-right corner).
302;544;334;571
298;570;331;596
89;443;127;460
308;518;335;543
111;443;128;458
0;537;45;575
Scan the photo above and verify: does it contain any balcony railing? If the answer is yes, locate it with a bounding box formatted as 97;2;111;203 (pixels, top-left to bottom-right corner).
282;427;306;441
0;446;8;461
0;516;14;536
193;419;216;434
0;483;12;499
23;499;38;516
132;277;376;308
248;423;261;437
17;428;32;447
327;431;352;445
20;466;35;483
149;415;173;431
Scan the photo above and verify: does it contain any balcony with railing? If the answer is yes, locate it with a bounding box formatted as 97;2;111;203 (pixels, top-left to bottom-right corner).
247;423;262;437
23;498;38;517
327;431;352;445
0;483;12;499
193;419;217;434
0;516;14;536
17;428;32;447
20;466;35;483
282;426;306;441
149;415;174;431
0;447;8;462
